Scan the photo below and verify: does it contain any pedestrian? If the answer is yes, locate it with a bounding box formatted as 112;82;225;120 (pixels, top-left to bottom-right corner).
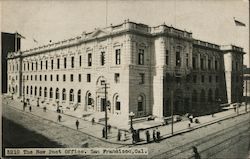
190;114;193;123
153;129;156;142
192;146;201;159
107;124;111;133
156;129;161;142
57;115;62;122
43;106;47;112
132;130;136;144
29;105;32;112
145;130;150;143
92;118;95;125
117;130;121;141
234;105;237;112
136;130;140;142
76;120;79;130
102;127;106;138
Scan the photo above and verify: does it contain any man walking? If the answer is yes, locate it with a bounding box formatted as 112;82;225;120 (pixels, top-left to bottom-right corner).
153;129;156;142
145;130;150;143
57;115;62;122
75;120;79;130
29;105;32;112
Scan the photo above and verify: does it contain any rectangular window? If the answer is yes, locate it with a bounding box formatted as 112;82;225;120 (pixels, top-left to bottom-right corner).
36;62;38;70
139;73;145;84
79;56;82;67
56;74;59;81
138;49;144;65
51;59;54;70
63;74;66;81
50;74;53;81
114;73;120;83
32;63;34;71
192;57;196;69
87;74;91;82
186;54;189;67
101;52;105;66
27;75;29;80
116;101;121;110
46;60;48;70
57;59;60;69
200;58;204;70
24;63;26;71
70;74;73;82
40;61;43;70
35;75;37;81
201;75;205;83
216;76;219;83
193;75;197;83
176;51;181;67
40;75;42;81
209;75;212;83
31;75;33;81
165;50;169;65
71;56;74;68
88;53;92;66
215;60;218;70
208;59;211;70
28;63;30;71
78;74;81;82
45;75;47;81
64;57;67;68
115;49;121;65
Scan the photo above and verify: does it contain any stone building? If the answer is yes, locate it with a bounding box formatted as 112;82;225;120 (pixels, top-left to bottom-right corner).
7;20;244;123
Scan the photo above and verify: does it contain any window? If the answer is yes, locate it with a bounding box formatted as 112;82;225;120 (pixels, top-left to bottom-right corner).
63;74;66;81
62;89;66;100
56;88;59;99
165;50;169;65
216;76;219;83
115;95;120;110
57;58;60;69
138;95;144;111
64;57;67;68
45;75;47;81
236;62;238;71
27;75;29;81
186;54;189;67
192;57;196;69
201;75;205;83
26;86;29;94
138;49;144;65
50;74;53;81
87;92;92;105
70;74;73;82
28;63;30;71
31;75;33;81
36;62;38;70
209;75;212;83
50;87;53;98
201;58;204;70
208;59;211;70
88;53;92;66
87;74;91;82
78;74;81;82
176;51;181;67
51;59;54;70
101;52;105;65
193;75;197;83
69;89;74;102
30;86;33;95
139;73;145;84
115;49;121;65
56;74;59;81
77;90;81;103
79;56;82;67
40;75;42;81
114;73;120;83
24;63;26;71
32;62;34;71
44;87;47;97
71;56;74;68
40;61;43;70
39;87;42;96
215;60;218;70
46;60;48;70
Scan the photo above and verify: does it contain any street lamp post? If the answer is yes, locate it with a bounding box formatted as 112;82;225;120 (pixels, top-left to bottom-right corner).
101;81;108;139
23;78;25;107
37;97;40;107
129;112;135;132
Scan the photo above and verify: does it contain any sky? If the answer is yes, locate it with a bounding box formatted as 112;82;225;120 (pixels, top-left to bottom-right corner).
1;0;249;66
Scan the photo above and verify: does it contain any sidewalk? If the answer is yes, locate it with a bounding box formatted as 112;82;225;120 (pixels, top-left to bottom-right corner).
3;96;250;145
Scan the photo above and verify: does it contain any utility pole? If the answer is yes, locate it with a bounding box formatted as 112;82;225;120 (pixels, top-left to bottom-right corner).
104;83;108;139
246;77;248;112
171;90;174;135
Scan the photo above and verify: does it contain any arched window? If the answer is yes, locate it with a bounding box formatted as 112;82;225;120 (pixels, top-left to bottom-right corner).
35;86;37;96
62;89;66;100
44;87;47;97
208;89;213;103
26;86;29;94
30;86;33;95
115;95;121;110
200;89;206;103
56;88;59;99
39;87;42;96
77;90;81;103
50;87;53;98
138;95;144;111
69;89;74;102
87;92;92;105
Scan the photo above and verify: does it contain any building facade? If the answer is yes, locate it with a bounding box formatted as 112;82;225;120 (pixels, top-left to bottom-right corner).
7;20;244;122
